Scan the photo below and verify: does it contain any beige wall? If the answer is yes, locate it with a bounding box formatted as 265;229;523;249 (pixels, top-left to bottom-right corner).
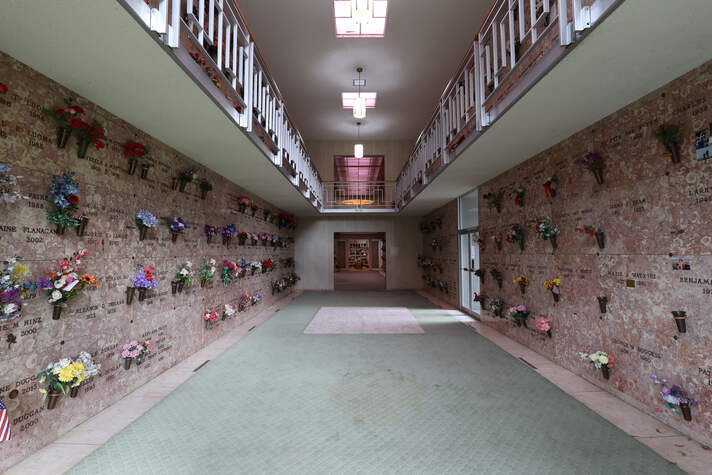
306;140;413;182
296;216;423;290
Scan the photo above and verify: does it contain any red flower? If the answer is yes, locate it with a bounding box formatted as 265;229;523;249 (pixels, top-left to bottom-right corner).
69;117;84;129
0;83;7;94
68;195;79;205
71;105;85;114
94;141;105;150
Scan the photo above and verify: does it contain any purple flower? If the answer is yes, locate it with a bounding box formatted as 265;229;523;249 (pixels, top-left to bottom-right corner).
171;217;186;232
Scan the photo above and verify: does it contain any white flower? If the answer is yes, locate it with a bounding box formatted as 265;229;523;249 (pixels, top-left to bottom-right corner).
180;269;188;276
49;290;62;302
54;278;66;289
64;280;79;292
209;259;216;265
186;261;192;267
599;356;608;365
3;303;17;314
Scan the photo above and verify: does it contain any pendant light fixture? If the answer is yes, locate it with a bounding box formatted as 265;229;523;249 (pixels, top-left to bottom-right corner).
354;121;364;158
353;67;366;119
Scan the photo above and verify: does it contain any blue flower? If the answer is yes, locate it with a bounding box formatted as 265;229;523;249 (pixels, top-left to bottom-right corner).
136;210;158;228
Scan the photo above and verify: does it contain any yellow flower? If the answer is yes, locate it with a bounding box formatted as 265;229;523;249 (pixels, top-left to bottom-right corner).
58;367;75;382
13;264;28;277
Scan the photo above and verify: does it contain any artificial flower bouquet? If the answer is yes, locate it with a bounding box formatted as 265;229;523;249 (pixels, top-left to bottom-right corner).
203;309;219;329
252;291;263;305
0;163;27;204
511;187;525;207
250;232;259;245
272;279;285;294
543;174;558;198
1;256;51;322
222;224;236;246
513;275;529;294
262;259;273;273
543;277;561;302
238;196;251;213
204;224;218;244
489;266;503;288
260;233;272;246
579;350;614;379
237;258;249;278
37;352;100;409
173;261;193;292
250;260;262;275
221;260;236;287
136;209;158;241
650;373;697;421
536;317;552;338
238;293;250;312
73;120;106;158
506;224;525;251
535;217;559;249
509;304;530;327
250;202;259;216
483;188;505;213
43;102;86;149
129;265;158;303
575;224;605;249
263;209;274;222
239;231;249;245
170;217;187;242
0;82;7;105
491;234;503;250
47;172;81;234
46;249;98;320
199;179;213;199
223;303;236;320
177;168;198;191
199;258;216;287
121;340;153;369
578;152;605;184
488;296;504;317
653;123;683;163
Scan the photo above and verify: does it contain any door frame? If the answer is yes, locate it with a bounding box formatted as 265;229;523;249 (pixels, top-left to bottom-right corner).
458;226;481;320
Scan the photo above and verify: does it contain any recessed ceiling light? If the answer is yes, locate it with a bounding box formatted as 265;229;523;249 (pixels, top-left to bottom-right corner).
334;0;388;38
342;92;377;109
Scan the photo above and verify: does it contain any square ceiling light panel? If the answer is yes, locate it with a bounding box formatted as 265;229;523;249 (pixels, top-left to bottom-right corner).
334;0;388;38
341;92;378;109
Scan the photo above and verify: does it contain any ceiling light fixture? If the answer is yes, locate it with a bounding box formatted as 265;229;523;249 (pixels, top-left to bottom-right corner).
334;1;388;38
353;67;366;119
354;121;364;159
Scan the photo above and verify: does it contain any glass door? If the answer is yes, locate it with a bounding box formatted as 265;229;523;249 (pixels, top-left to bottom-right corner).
459;231;480;317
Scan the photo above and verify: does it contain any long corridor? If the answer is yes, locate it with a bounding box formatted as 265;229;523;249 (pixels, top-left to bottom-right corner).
68;291;680;475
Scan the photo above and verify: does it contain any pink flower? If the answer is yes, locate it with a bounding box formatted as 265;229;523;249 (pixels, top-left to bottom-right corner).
536;317;551;332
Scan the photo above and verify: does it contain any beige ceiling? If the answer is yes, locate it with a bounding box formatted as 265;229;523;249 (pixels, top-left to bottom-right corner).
237;0;492;141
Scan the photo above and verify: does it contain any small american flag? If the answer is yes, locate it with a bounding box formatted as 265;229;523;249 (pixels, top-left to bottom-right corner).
0;396;10;442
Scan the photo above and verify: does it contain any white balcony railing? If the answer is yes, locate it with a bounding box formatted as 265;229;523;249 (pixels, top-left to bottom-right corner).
396;0;620;209
124;0;617;213
323;182;396;210
123;0;323;209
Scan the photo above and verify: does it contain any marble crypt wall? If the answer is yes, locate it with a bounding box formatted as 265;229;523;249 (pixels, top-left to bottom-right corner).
419;200;459;307
0;52;296;470
470;59;712;445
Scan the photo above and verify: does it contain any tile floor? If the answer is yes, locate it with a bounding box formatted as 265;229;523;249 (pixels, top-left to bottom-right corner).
7;289;712;474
